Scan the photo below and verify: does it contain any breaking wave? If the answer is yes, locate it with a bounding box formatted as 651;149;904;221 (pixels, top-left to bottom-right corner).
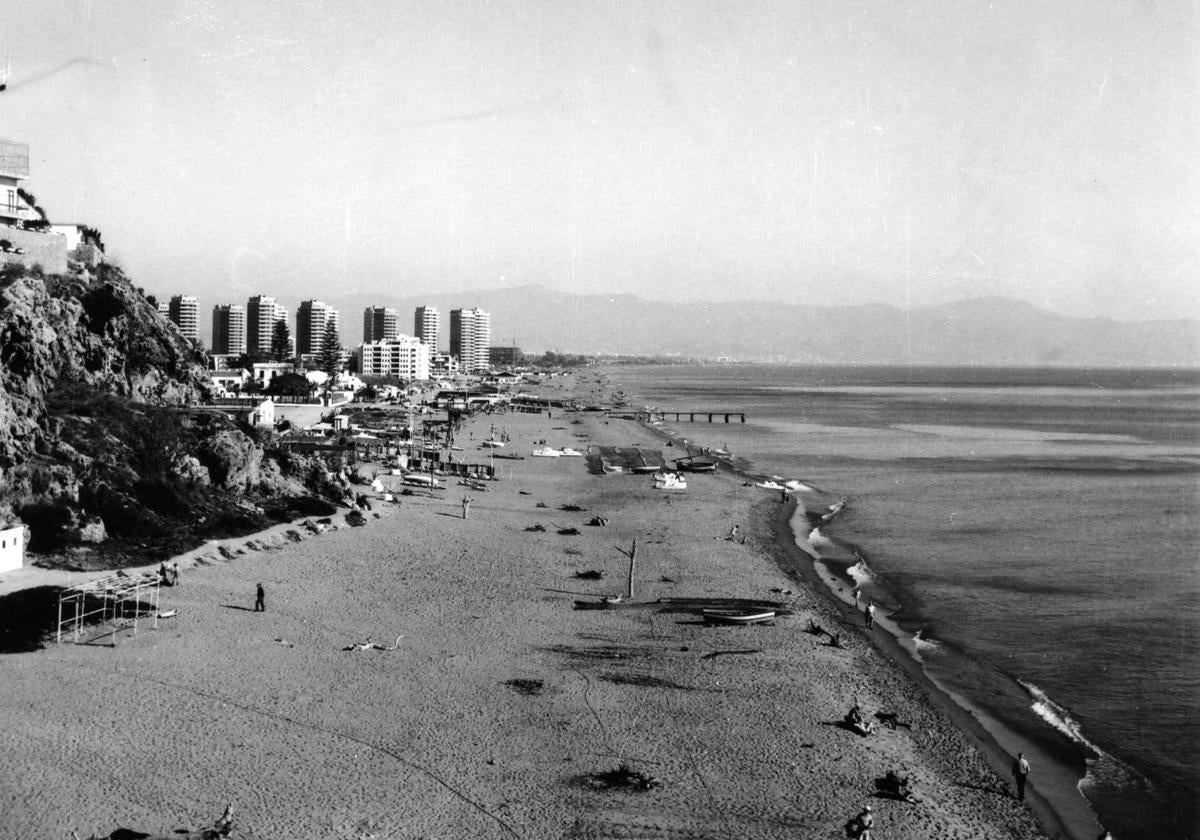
1016;677;1102;757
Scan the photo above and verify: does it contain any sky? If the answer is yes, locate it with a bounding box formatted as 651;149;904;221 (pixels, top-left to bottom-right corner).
1;0;1197;321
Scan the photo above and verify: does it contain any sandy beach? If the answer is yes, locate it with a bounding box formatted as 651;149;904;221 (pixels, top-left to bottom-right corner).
0;380;1055;839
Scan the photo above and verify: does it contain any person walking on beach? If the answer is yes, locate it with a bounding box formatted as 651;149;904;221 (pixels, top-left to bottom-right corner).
865;602;876;629
462;496;473;520
1012;751;1031;801
254;582;265;613
172;562;180;586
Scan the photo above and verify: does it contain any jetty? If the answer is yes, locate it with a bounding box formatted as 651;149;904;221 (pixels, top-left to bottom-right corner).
633;410;746;424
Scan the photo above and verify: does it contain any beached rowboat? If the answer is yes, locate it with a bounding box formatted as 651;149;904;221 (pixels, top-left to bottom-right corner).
701;608;776;625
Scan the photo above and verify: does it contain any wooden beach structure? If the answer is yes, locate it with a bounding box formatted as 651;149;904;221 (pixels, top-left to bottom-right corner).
633;410;746;423
56;572;161;645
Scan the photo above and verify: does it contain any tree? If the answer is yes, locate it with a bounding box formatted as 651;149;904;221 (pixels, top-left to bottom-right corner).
265;372;314;398
318;322;342;390
270;320;292;363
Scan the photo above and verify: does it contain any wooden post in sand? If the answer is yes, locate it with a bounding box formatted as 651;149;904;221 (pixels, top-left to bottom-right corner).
619;538;638;599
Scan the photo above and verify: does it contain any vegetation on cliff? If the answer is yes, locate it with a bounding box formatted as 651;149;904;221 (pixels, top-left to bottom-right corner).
0;264;347;568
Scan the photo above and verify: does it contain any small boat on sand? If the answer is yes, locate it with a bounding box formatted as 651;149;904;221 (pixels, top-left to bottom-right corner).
674;455;717;473
701;608;776;626
480;439;506;448
402;474;444;489
531;447;562;457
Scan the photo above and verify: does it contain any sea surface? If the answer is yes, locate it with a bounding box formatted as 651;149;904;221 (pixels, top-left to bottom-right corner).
602;364;1200;840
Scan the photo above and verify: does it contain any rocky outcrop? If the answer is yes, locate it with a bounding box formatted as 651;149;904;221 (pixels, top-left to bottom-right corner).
197;431;261;491
0;265;343;563
0;266;211;470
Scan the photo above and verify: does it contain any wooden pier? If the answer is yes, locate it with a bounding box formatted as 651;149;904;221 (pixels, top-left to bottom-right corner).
634;411;746;424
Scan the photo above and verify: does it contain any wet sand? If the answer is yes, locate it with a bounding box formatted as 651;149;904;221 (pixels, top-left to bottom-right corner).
0;386;1052;839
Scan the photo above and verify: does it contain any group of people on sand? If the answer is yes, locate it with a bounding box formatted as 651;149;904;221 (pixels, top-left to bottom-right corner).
843;704;875;736
158;561;180;587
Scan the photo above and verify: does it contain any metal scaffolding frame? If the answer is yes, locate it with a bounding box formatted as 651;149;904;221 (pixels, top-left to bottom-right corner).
56;572;161;645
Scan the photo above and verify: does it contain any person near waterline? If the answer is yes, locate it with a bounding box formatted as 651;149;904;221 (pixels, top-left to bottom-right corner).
1012;752;1031;800
864;602;876;629
254;582;265;612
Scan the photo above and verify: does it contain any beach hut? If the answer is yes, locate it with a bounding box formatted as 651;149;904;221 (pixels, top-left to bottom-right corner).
0;524;25;573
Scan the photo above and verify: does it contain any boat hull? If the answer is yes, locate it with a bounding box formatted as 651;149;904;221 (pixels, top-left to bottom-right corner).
701;609;776;625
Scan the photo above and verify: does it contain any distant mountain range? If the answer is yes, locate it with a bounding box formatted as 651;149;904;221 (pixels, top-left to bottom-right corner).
328;285;1200;367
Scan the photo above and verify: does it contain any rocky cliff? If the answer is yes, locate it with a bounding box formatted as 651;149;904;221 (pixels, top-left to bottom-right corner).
0;264;347;566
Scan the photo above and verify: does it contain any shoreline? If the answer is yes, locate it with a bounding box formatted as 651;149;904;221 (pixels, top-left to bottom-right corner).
632;413;1079;840
766;497;1081;840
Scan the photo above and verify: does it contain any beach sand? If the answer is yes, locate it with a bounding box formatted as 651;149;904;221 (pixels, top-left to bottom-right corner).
0;385;1054;839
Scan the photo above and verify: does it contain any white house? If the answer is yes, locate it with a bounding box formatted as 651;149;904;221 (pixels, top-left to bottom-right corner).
245;399;275;428
209;369;249;397
0;524;26;574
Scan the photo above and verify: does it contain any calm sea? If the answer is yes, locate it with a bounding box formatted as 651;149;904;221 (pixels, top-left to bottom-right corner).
603;364;1200;840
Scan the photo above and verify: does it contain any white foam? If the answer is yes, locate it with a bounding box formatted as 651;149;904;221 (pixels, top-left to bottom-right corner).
912;628;940;651
1018;678;1102;758
808;527;832;548
848;560;873;584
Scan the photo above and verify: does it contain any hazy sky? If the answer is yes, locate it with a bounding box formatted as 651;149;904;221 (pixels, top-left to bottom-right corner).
2;0;1197;320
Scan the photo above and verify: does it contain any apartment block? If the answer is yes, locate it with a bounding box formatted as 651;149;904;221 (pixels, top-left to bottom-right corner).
297;300;339;356
358;335;431;381
414;306;440;350
449;308;491;373
211;303;247;355
168;295;200;342
247;295;288;356
363;306;399;344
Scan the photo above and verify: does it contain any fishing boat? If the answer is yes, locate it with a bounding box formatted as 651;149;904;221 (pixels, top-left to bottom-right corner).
401;474;444;489
701;608;776;626
480;439;506;448
560;447;584;457
531;447;562;457
631;446;663;473
674;455;717;473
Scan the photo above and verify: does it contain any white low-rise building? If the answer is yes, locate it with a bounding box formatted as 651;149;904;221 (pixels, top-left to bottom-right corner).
358;335;430;380
0;524;26;573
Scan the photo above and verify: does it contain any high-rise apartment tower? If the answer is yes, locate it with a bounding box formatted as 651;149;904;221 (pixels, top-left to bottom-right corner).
414;306;440;350
168;295;200;342
246;295;288;356
449;308;491;373
211;304;247;355
363;306;399;343
297;300;339;356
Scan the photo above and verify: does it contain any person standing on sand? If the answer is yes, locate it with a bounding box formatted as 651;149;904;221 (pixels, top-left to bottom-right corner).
172;562;180;586
254;582;265;613
1012;751;1030;800
847;804;873;839
865;602;876;629
462;496;473;520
